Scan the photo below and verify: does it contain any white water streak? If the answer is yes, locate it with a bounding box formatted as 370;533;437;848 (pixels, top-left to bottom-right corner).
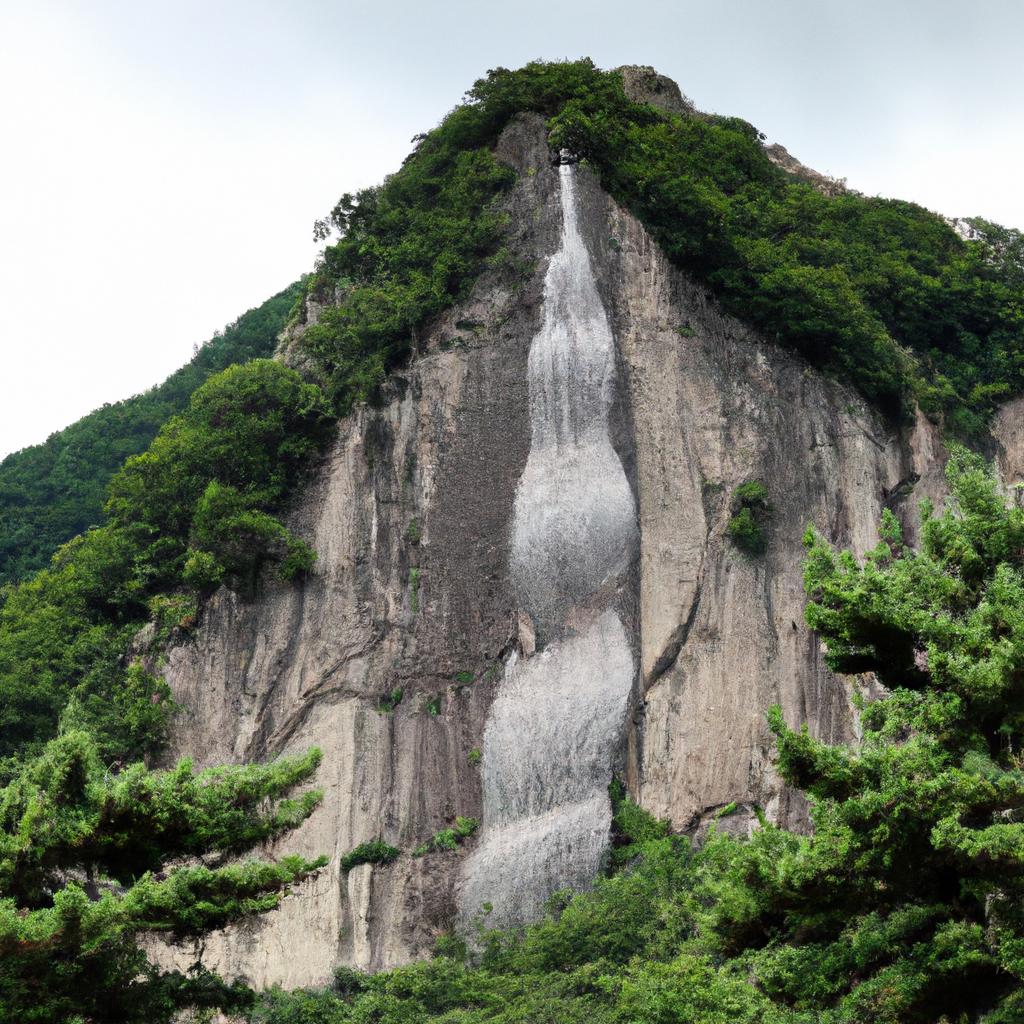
461;165;637;928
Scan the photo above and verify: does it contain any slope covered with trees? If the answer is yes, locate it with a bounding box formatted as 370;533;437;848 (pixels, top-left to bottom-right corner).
0;282;302;586
0;357;333;1024
303;60;1024;434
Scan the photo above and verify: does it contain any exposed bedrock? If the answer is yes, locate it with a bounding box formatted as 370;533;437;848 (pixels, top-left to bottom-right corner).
151;110;1024;987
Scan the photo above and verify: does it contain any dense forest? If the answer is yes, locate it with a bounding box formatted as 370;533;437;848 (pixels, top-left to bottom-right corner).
2;60;1024;1022
0;282;301;586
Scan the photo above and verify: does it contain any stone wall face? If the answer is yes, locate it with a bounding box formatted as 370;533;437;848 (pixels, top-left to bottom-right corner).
151;112;1024;988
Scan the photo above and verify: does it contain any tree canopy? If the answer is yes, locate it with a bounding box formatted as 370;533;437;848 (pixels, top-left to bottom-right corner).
304;60;1024;434
0;731;324;1024
0;283;301;586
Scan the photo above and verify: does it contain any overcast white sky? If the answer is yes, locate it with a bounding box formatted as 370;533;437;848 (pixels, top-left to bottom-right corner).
1;0;1022;459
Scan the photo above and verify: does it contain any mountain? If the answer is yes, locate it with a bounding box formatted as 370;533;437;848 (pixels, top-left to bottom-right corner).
4;60;1024;1022
141;65;1024;1001
0;281;301;585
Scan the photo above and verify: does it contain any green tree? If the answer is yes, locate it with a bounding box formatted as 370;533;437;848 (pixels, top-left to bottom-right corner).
246;450;1024;1023
0;731;325;1024
303;58;1024;430
0;359;330;759
0;283;301;586
696;446;1024;1020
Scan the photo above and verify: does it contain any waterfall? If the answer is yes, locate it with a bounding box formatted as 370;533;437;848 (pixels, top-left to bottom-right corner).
460;163;638;928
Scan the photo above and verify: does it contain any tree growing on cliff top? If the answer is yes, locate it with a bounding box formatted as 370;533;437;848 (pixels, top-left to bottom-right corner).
0;733;325;1024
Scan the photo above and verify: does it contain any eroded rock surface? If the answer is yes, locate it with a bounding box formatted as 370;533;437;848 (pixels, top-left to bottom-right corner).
152;110;1024;988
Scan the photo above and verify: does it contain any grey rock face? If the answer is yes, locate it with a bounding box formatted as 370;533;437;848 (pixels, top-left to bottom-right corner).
617;64;695;116
151;111;1024;988
763;142;848;197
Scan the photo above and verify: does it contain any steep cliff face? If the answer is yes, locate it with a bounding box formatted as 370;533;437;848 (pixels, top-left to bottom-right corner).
152;105;1023;988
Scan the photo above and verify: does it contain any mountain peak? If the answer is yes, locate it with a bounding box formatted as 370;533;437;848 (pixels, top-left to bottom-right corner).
616;64;695;115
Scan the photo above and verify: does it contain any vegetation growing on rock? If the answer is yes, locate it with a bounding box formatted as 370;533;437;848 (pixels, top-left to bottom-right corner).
726;480;771;555
411;817;479;858
340;840;400;873
306;59;1024;434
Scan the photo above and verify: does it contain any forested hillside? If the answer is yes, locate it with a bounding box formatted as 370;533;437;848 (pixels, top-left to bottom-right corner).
303;60;1024;434
0;282;301;585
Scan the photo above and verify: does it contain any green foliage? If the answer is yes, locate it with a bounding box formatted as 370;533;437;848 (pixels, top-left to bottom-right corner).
405;518;421;545
182;547;226;591
409;567;421;614
540;67;1024;428
726;480;771;555
0;359;331;759
0;283;301;586
467;747;482;766
0;354;330;1017
378;688;404;714
251;451;1024;1022
309;59;1024;430
0;731;324;1023
411;817;478;858
0;539;170;762
106;359;331;593
148;592;198;644
744;449;1024;1018
58;662;175;767
8;58;1024;1022
339;840;399;873
188;482;315;594
303;144;514;410
609;777;672;868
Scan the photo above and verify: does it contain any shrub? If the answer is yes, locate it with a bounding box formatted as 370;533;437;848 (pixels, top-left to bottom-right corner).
182;548;225;592
409;568;421;614
378;689;404;713
609;778;672;868
340;840;400;873
727;481;771;555
412;817;479;857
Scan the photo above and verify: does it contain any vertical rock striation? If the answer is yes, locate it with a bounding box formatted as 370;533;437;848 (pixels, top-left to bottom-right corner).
150;107;1024;987
459;162;638;927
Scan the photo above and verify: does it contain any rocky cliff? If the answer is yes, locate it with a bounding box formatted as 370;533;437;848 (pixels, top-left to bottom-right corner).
150;86;1024;988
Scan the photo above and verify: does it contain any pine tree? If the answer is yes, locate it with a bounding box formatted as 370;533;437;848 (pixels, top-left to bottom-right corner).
0;732;324;1023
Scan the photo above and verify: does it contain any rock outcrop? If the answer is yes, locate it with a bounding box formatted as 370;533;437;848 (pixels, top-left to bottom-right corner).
151;105;1024;989
763;142;848;196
